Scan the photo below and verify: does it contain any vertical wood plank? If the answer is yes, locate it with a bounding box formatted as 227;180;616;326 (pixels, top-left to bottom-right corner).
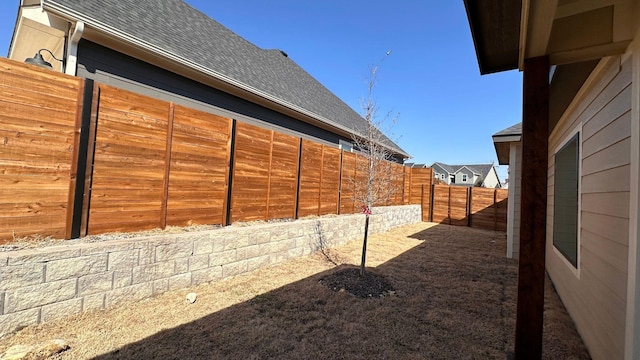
294;138;303;219
317;144;325;216
80;83;100;237
160;102;175;229
515;55;549;360
64;79;86;239
337;151;343;214
265;130;274;221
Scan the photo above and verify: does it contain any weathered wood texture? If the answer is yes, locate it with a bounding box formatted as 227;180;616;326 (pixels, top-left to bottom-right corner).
298;141;341;217
268;132;300;220
450;186;470;226
471;187;500;230
231;122;272;222
167;106;231;226
88;84;169;234
432;185;451;224
0;58;83;242
429;185;508;231
339;151;357;214
230;122;300;222
0;58;423;241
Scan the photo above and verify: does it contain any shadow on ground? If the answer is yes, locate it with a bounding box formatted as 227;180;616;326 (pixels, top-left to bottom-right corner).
92;224;589;360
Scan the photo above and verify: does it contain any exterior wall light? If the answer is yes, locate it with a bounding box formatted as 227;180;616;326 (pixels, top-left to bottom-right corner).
24;48;63;70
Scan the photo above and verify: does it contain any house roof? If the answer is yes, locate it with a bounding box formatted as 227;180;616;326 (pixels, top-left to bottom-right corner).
431;162;495;180
492;122;521;165
39;0;408;157
464;0;635;75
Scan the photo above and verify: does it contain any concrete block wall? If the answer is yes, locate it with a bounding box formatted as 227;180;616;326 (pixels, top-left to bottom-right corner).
0;205;420;337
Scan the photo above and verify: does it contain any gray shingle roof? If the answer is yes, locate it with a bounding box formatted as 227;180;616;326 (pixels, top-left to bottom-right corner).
493;122;522;137
43;0;407;156
432;162;495;180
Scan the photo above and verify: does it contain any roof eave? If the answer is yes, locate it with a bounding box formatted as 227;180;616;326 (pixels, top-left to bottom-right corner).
463;0;522;75
42;1;410;159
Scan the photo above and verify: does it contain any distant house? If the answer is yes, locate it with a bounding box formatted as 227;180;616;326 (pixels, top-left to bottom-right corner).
8;0;408;161
430;162;501;188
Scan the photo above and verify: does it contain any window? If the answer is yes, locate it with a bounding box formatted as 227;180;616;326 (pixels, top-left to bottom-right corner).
462;174;468;182
339;139;353;152
440;173;445;180
553;133;579;268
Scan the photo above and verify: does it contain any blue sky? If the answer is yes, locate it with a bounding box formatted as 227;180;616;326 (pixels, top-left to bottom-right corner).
0;0;522;181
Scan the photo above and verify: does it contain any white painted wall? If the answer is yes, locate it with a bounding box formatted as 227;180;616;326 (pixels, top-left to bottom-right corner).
506;142;522;259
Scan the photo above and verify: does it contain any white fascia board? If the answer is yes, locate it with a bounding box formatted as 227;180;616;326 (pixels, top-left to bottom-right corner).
493;135;522;143
42;2;409;158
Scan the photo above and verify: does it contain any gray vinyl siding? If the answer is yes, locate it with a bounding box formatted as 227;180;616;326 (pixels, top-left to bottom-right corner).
546;55;631;360
75;40;400;160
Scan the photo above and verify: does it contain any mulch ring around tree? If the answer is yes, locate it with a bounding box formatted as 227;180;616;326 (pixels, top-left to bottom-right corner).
319;266;395;299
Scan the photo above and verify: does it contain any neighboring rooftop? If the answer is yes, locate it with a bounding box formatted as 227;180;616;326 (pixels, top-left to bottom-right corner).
432;162;496;181
35;0;408;157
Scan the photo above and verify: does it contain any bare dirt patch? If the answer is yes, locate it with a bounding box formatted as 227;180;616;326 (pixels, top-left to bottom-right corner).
0;223;590;359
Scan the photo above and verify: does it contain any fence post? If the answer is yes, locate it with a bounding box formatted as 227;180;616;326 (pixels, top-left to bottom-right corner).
224;119;237;226
159;102;175;230
420;184;424;221
494;189;498;231
66;79;89;239
265;130;274;221
294;138;303;219
467;187;472;228
337;150;343;214
67;79;99;239
430;184;435;222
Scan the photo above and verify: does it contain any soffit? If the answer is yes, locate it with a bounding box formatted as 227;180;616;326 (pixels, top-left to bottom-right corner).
464;0;637;73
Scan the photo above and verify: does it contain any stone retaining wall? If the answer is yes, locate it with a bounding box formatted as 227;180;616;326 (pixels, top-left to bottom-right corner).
0;205;420;337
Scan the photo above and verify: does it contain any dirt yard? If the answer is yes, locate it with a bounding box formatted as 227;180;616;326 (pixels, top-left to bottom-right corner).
0;222;590;359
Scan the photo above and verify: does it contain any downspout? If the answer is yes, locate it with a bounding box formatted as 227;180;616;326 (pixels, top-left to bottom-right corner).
65;21;83;76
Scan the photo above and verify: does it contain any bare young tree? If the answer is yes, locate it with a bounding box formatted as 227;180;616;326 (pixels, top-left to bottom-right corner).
350;53;402;276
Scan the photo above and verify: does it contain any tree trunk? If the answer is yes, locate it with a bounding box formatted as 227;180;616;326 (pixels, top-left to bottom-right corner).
360;213;370;276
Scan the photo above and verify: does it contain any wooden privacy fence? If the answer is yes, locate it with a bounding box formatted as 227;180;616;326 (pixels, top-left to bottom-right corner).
426;185;508;231
0;58;434;242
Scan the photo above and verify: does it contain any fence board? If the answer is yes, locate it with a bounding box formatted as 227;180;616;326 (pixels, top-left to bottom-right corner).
0;58;82;242
470;187;497;230
267;132;299;220
319;146;341;215
230;122;271;222
298;140;323;217
495;189;508;231
340;151;357;214
167;105;231;226
450;187;470;226
87;84;169;235
432;185;450;224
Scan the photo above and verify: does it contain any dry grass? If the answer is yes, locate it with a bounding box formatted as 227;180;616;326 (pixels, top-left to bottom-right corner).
0;223;589;359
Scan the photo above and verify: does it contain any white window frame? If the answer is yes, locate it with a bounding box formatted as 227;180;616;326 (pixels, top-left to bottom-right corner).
462;174;468;182
552;126;582;279
440;173;445;180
